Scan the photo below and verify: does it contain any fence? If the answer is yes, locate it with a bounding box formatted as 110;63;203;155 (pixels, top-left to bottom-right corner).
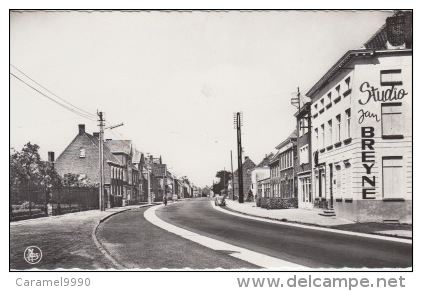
10;185;99;221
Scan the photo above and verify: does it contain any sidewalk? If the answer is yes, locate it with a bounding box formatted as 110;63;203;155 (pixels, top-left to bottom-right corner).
10;204;152;270
10;204;149;227
224;200;412;239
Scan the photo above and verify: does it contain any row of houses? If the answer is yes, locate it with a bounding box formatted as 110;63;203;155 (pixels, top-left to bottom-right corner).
51;124;198;208
246;11;412;223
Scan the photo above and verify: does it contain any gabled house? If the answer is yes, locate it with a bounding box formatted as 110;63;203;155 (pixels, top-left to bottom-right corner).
54;124;125;208
251;153;273;200
233;156;256;201
269;130;297;200
105;139;140;206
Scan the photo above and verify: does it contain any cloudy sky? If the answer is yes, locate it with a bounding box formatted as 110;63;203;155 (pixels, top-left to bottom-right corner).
10;10;392;187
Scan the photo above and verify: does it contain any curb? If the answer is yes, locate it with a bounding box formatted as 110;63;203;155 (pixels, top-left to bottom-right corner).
216;203;411;244
92;204;153;270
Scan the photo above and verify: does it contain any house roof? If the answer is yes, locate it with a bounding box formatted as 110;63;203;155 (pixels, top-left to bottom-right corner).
306;11;412;98
150;164;166;177
275;129;297;150
105;140;132;155
132;148;143;164
363;11;412;50
85;133;123;166
255;153;274;168
234;158;256;174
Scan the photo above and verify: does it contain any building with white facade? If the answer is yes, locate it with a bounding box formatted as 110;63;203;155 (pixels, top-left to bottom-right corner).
308;11;412;223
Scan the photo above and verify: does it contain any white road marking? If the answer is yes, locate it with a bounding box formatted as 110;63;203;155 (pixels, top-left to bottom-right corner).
212;202;412;244
144;204;306;270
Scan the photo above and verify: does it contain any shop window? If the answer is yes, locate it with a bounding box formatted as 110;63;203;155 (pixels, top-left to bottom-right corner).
382;103;403;139
382;157;404;199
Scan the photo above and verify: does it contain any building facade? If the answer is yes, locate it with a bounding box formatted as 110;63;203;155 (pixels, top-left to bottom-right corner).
250;154;272;199
308;11;412;223
54;124;125;208
295;102;313;209
269;130;297;200
233;157;256;201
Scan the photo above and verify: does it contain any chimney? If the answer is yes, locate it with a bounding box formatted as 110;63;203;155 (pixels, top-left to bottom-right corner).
78;124;85;135
93;132;100;138
48;151;55;162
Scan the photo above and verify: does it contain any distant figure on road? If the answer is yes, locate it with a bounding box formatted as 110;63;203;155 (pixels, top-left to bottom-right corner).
164;196;167;206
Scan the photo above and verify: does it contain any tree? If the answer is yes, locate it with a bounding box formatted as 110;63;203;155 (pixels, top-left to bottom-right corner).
212;170;231;195
10;143;47;215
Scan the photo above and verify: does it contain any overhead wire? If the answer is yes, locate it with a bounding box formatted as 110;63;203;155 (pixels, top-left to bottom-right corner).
10;72;97;122
10;64;96;118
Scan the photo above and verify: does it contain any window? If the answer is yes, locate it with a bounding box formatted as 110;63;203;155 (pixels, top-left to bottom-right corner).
381;103;403;138
346;109;351;138
345;76;351;90
314;128;319;150
300;145;309;164
327;92;332;103
300;117;308;136
336;85;341;96
336;114;342;142
321;124;325;148
79;148;85;158
300;177;311;203
328;120;333;146
320;98;325;107
382;157;404;199
380;69;402;86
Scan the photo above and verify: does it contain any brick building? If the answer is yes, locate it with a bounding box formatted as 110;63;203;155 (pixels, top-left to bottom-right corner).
295;102;313;209
105;139;140;206
269;130;298;200
233;157;256;201
54;124;125;208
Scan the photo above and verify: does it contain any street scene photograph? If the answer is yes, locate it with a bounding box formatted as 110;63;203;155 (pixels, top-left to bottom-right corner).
9;9;412;272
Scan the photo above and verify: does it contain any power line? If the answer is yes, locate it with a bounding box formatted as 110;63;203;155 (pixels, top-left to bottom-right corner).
10;72;96;122
10;64;96;118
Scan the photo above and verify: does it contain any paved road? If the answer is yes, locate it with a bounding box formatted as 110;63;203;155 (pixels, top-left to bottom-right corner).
96;207;259;269
10;210;115;270
156;198;412;269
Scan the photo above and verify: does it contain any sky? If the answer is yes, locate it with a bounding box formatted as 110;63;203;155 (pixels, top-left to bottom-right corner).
10;10;393;187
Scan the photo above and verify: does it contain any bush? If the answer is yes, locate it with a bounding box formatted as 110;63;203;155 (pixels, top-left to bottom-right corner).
256;196;262;207
19;201;36;210
259;197;298;209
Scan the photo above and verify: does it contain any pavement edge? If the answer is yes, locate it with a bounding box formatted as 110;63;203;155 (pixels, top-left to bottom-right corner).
92;205;152;270
215;202;412;244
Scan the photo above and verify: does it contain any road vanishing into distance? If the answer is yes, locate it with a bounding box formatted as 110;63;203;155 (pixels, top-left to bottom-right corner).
97;197;411;269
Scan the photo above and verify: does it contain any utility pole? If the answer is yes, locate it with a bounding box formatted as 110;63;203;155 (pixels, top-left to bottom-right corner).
223;167;226;196
98;111;105;211
234;112;244;203
230;150;234;200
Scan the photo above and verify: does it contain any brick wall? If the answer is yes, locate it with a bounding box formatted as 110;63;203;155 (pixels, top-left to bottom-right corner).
55;134;106;183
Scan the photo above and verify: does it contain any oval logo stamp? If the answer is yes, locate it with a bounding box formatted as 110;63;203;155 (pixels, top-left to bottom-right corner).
24;246;42;264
